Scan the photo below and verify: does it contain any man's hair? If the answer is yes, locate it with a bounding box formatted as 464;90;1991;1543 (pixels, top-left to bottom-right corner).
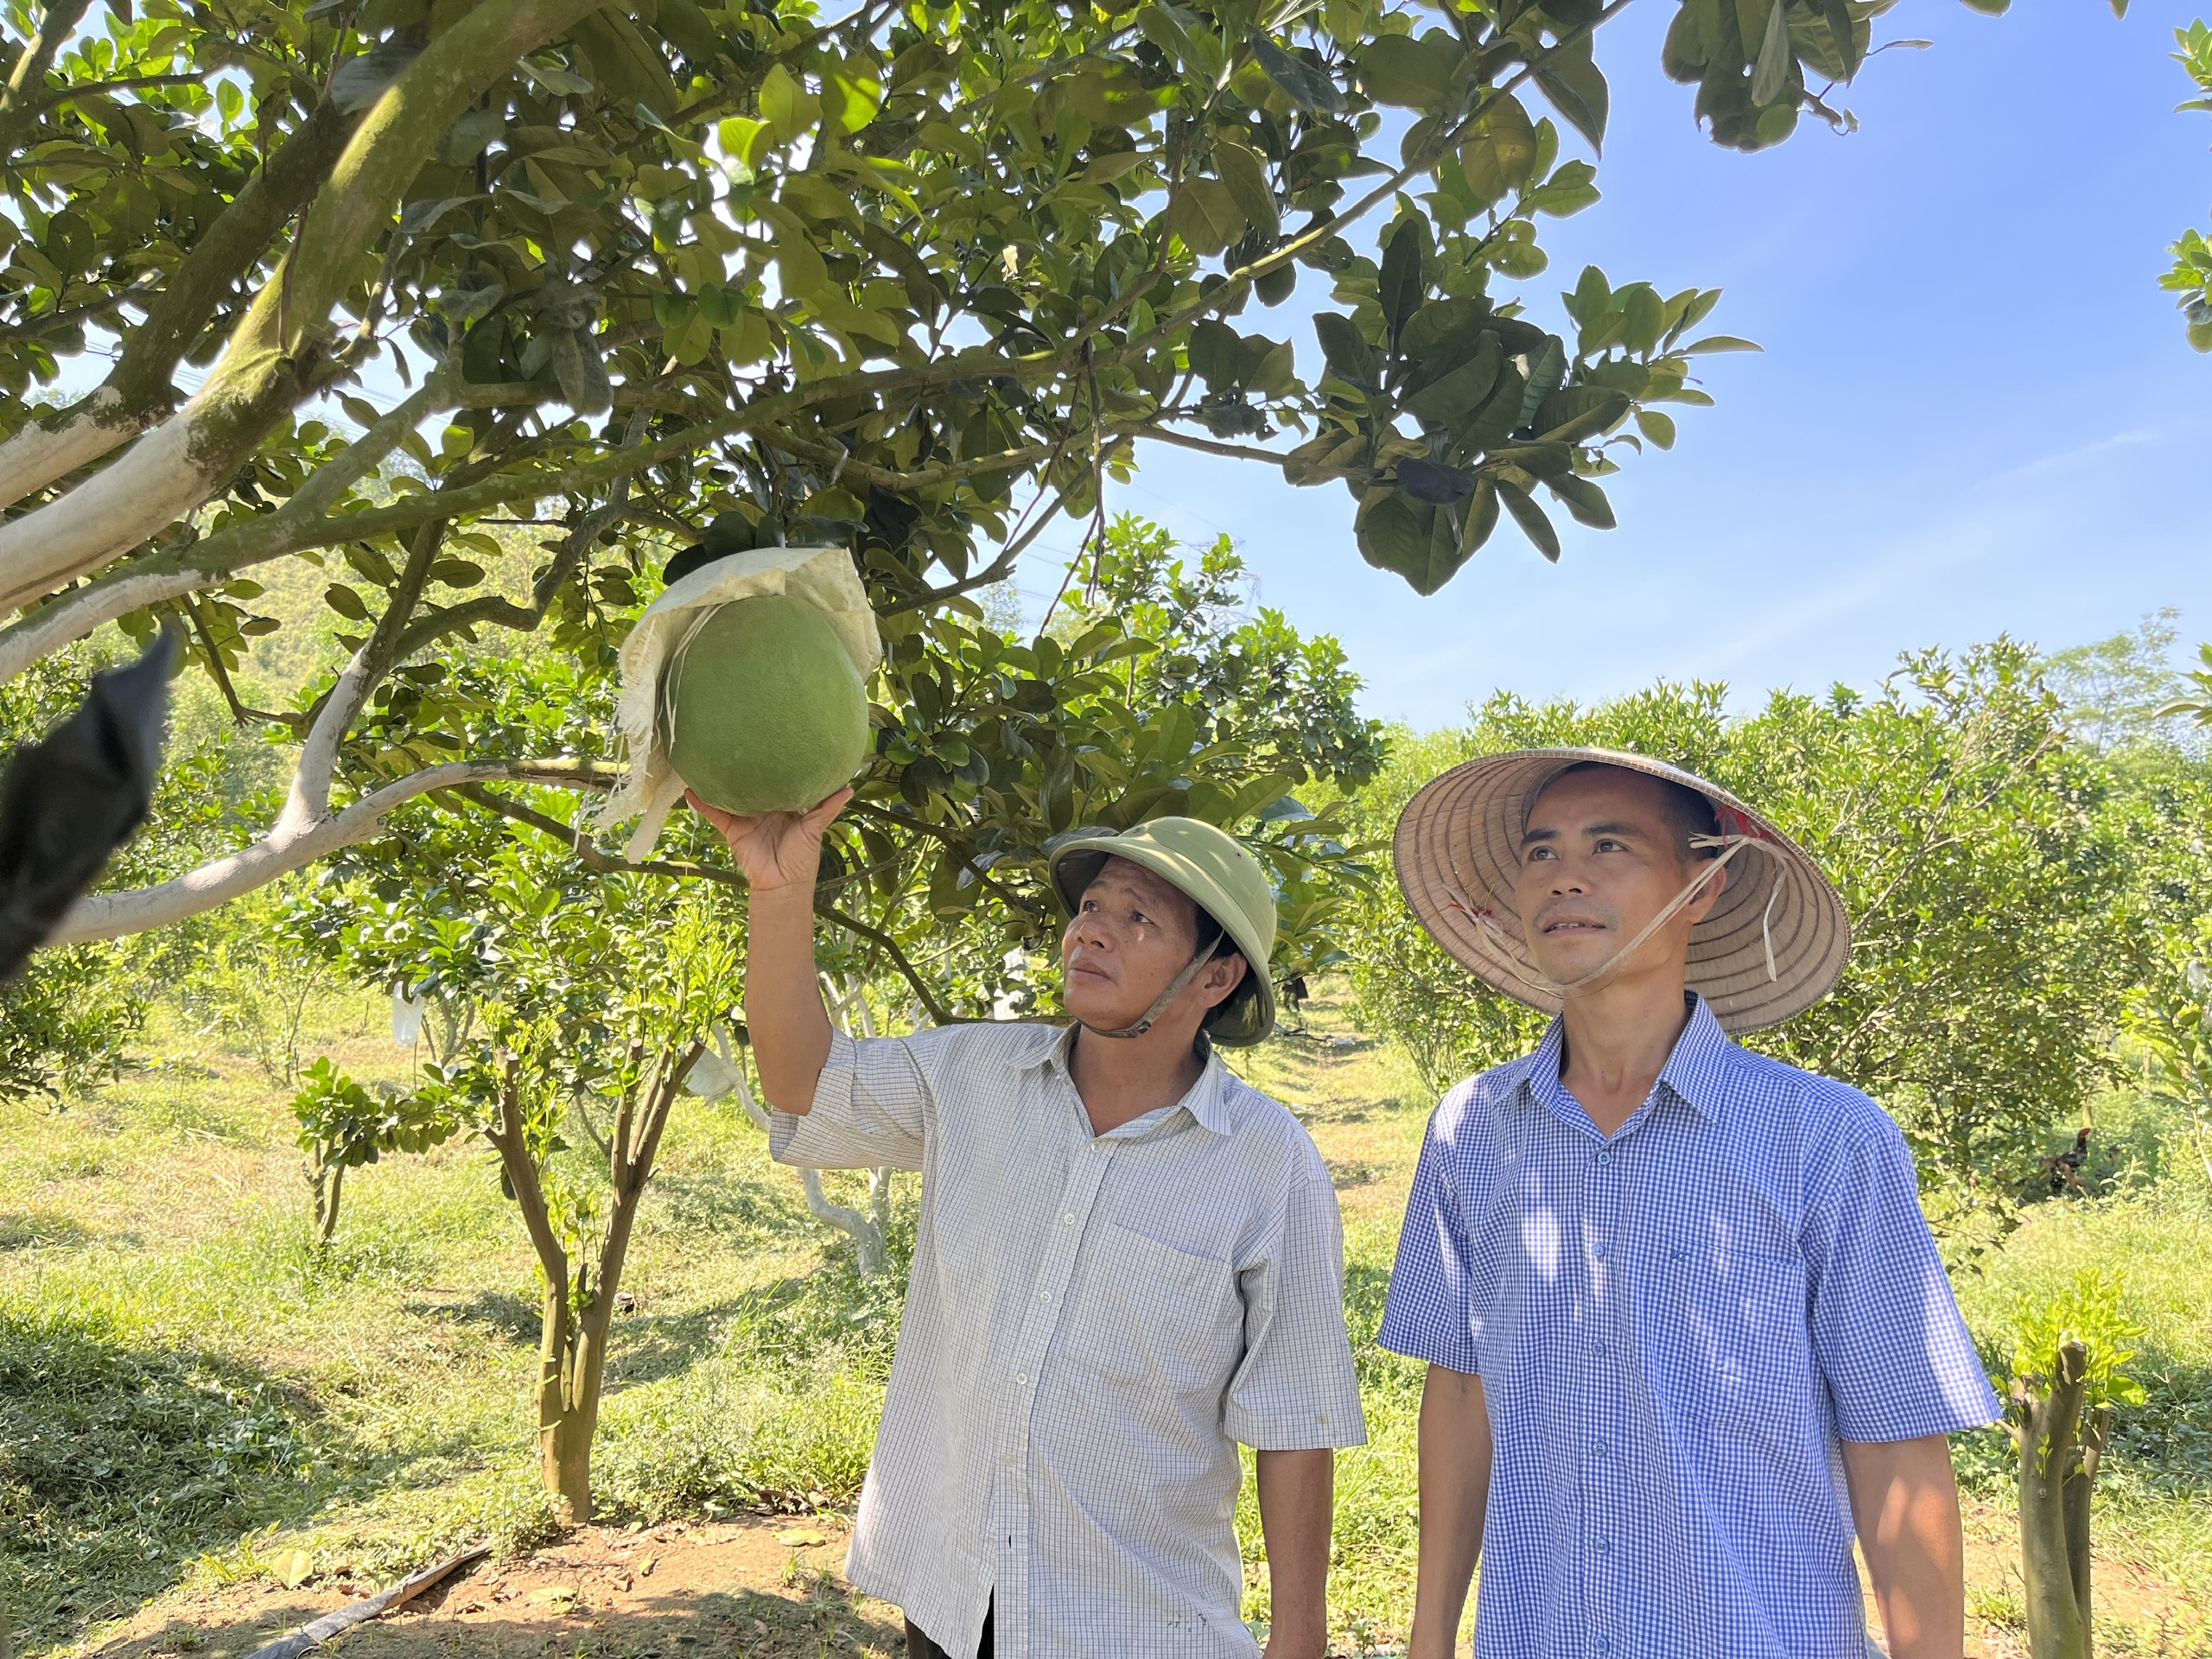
1533;760;1719;864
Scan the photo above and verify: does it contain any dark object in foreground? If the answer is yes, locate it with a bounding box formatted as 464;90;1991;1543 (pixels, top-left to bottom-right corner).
0;625;179;982
239;1545;489;1659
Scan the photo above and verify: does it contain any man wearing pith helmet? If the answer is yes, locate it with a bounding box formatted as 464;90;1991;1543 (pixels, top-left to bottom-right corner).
694;791;1365;1659
1380;751;2000;1659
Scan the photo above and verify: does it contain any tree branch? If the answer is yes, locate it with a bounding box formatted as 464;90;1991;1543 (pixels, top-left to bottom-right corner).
0;0;609;600
1130;2;1636;350
0;0;93;152
0;97;359;512
0;374;524;684
51;757;615;943
451;783;963;1027
1141;426;1296;467
27;73;206;115
279;517;447;834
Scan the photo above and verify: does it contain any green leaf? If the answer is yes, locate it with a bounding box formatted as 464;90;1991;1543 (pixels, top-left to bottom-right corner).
1188;318;1246;389
1823;0;1861;79
324;583;370;621
1497;480;1561;561
1533;385;1629;442
1459;475;1502;563
1213;137;1281;242
1359;30;1461;111
1405;332;1501;426
823;65;884;135
1378;219;1426;346
1546;472;1615;528
1459;92;1539;205
1634;408;1677;448
1170;177;1247;255
1355;488;1469;594
1533;36;1609;153
1136;2;1198;63
1516;336;1567;429
1248;31;1346;113
759;64;820;143
1682;334;1761;353
1751;0;1792;106
1314;312;1379;388
721;117;774;170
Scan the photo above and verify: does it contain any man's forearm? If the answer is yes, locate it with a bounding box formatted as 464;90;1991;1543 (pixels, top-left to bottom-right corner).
1409;1364;1490;1659
1841;1434;1967;1659
744;884;835;1114
1255;1447;1334;1659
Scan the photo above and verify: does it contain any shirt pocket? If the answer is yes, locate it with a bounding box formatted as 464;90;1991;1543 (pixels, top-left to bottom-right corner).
1063;1222;1246;1399
1637;1243;1815;1441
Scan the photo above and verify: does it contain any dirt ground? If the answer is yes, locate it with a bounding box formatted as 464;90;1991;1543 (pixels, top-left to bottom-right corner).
85;1518;908;1659
72;1504;2205;1659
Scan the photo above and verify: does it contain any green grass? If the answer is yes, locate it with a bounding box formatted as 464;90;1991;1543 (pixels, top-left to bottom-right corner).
2;992;2209;1656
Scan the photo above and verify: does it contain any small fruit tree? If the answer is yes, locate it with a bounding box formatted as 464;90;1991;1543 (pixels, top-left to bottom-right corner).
2005;1269;2145;1659
1;0;1981;948
276;518;1381;1519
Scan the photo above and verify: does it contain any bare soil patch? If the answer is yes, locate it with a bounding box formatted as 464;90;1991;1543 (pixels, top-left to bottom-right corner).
86;1519;905;1659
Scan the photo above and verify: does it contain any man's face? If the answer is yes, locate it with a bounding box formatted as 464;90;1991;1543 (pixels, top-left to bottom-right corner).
1512;767;1724;988
1061;855;1243;1030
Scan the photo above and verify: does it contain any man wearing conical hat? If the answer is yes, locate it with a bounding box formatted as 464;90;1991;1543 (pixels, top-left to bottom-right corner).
696;792;1366;1659
1380;752;1999;1659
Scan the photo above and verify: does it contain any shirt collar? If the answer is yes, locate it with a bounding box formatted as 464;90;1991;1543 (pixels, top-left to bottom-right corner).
1526;992;1736;1128
1026;1022;1233;1135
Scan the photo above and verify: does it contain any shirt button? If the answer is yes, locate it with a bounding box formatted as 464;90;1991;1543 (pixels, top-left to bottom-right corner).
1592;1244;1610;1261
1014;1373;1028;1386
1592;1440;1610;1459
1594;1638;1612;1655
1594;1537;1612;1555
1063;1213;1077;1225
1039;1289;1052;1301
1592;1339;1609;1356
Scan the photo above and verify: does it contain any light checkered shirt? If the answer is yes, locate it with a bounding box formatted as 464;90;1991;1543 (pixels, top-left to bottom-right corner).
771;1020;1367;1659
1378;994;2000;1659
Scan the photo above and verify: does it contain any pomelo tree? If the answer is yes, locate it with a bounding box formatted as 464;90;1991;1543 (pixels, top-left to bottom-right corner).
270;521;1381;1519
0;0;1959;947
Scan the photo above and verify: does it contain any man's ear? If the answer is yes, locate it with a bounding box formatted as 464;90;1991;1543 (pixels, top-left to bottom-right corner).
1682;856;1729;924
1196;950;1249;1012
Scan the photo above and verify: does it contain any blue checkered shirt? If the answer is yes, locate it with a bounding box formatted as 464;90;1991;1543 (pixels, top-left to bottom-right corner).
1378;995;1999;1659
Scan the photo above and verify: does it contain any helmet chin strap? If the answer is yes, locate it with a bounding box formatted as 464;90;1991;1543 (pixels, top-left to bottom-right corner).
1078;920;1227;1041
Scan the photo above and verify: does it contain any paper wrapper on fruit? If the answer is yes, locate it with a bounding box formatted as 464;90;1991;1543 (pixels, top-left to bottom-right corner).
599;544;881;860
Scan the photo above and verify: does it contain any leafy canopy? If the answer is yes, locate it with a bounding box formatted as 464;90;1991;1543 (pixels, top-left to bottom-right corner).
0;0;1988;956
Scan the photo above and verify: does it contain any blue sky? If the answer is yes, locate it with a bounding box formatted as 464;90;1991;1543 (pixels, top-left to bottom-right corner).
1022;0;2212;729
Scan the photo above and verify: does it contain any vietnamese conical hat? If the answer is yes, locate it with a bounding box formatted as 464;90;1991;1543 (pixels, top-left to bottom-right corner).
1394;747;1849;1033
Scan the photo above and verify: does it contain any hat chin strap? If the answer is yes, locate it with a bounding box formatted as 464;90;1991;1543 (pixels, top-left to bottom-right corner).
1457;833;1780;1002
1077;923;1227;1041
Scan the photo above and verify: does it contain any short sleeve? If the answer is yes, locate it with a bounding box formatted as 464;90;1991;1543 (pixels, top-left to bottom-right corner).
769;1027;930;1172
1224;1177;1368;1451
1377;1102;1482;1375
1802;1115;2001;1441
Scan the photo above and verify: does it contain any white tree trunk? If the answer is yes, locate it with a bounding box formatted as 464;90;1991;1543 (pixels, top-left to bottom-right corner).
51;758;606;943
729;1068;889;1276
0;565;219;686
0;389;143;512
0;412;220;613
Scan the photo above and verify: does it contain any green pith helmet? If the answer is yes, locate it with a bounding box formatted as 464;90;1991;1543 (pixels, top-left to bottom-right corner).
1046;817;1278;1046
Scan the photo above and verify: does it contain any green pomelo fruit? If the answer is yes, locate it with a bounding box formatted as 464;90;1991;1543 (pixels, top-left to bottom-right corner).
663;594;870;814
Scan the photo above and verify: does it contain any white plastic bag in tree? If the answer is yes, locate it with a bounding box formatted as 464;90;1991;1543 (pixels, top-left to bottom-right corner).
599;545;880;858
